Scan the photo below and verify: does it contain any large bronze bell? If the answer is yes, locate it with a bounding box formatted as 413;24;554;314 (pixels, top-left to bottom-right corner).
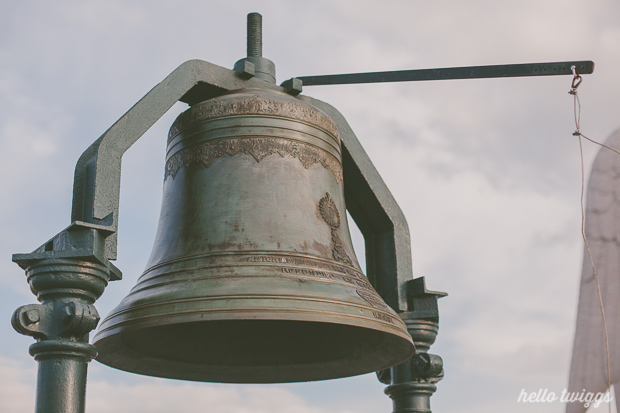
93;88;414;383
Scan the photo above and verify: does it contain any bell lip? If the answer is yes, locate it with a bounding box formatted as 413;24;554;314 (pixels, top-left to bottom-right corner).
93;281;411;344
94;305;412;342
93;316;414;384
93;258;414;383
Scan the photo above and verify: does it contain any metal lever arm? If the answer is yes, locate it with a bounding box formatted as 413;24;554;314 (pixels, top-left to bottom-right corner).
288;60;594;88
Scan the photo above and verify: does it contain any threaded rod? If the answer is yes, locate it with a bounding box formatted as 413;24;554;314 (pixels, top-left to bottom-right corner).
247;13;262;57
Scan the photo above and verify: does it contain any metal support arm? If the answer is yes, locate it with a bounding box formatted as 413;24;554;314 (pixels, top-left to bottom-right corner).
303;96;447;413
71;59;283;260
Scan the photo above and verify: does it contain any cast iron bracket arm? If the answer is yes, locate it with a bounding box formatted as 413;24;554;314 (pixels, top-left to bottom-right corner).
299;95;412;312
70;59;284;261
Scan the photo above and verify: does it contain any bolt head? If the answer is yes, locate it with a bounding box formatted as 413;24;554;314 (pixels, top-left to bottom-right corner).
24;309;40;324
234;59;256;79
281;78;303;96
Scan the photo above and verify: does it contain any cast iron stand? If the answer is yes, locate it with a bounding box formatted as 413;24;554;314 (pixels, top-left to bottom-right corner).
12;12;593;413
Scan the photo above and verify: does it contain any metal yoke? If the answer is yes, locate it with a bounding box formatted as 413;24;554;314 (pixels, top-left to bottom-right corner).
12;57;435;412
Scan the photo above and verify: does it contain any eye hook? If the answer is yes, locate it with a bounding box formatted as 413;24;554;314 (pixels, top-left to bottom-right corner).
570;65;582;93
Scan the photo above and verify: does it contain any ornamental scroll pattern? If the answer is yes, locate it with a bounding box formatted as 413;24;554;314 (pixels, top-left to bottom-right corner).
319;193;353;266
168;94;341;143
164;138;343;183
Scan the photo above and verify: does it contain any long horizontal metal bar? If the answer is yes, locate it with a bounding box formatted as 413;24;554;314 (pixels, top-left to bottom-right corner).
294;60;594;86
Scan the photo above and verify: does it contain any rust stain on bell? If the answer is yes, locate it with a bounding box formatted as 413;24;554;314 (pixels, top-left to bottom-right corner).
93;88;414;383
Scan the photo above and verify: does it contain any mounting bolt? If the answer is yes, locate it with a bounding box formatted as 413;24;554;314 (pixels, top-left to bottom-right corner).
234;59;256;79
247;12;262;57
412;353;443;378
376;368;391;385
24;309;40;325
233;12;276;84
281;78;303;95
12;304;46;338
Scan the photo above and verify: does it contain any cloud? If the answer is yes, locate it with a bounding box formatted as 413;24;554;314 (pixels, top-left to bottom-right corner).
0;356;361;413
86;381;332;413
0;356;36;413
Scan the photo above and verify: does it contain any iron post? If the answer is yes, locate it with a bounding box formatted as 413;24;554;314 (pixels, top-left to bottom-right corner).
12;222;120;413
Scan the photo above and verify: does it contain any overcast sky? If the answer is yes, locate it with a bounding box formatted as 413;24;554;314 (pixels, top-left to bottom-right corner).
1;1;619;412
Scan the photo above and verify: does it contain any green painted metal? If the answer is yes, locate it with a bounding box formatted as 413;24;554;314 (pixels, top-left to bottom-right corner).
13;232;112;413
375;278;446;412
382;278;446;413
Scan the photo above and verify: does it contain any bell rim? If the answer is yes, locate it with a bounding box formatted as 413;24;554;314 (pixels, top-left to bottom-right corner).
93;315;414;383
94;301;412;340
